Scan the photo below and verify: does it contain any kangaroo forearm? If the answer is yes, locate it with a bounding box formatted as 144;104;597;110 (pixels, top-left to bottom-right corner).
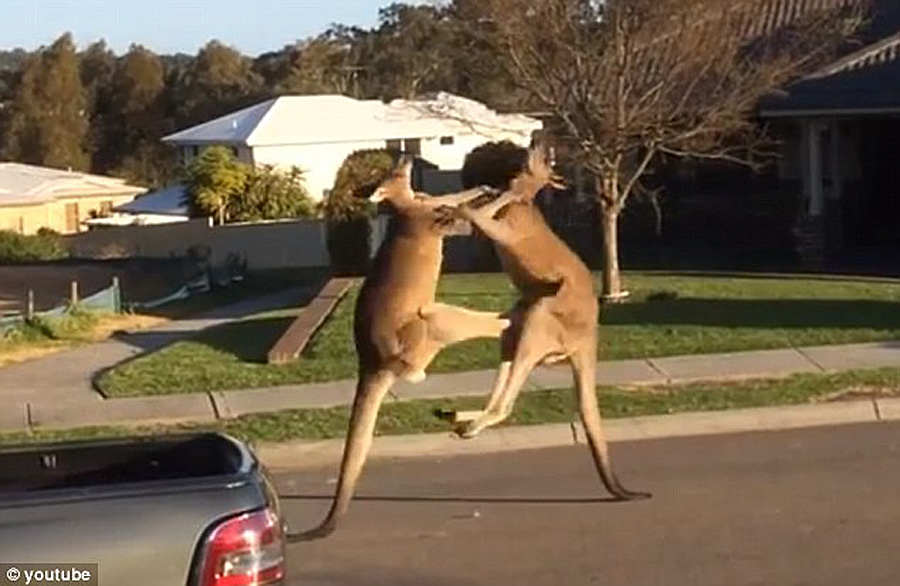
414;186;493;208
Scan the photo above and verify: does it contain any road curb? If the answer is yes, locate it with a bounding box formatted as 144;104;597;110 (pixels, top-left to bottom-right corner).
256;398;895;471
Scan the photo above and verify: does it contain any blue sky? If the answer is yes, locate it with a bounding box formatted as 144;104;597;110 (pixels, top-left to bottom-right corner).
0;0;413;56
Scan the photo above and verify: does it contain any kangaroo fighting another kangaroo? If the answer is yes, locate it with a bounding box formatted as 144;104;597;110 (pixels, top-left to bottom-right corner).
450;146;650;501
287;157;510;542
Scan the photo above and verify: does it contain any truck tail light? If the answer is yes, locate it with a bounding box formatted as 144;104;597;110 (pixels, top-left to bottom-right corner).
199;508;285;586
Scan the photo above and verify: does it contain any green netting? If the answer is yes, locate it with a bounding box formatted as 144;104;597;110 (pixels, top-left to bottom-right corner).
0;279;121;334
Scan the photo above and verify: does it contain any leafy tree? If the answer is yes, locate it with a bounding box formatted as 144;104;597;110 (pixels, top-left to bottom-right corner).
446;0;524;109
461;0;865;299
175;40;263;127
231;165;316;222
0;49;30;72
359;3;458;99
257;31;364;96
324;149;395;274
185;146;249;225
79;40;117;164
1;33;89;171
105;45;173;186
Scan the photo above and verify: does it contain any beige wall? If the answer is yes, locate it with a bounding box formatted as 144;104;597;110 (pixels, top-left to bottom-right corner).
0;194;137;235
66;217;389;270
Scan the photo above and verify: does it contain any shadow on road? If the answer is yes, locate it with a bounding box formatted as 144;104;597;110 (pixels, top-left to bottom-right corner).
279;493;619;505
292;568;477;586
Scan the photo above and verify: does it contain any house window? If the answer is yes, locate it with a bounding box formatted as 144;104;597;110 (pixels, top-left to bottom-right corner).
99;200;114;217
230;146;240;158
404;138;422;156
440;136;455;146
191;145;200;157
385;138;422;156
65;202;80;233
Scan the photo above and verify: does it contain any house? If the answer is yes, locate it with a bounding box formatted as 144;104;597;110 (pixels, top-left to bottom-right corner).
0;163;144;235
162;92;542;200
84;184;191;228
613;0;900;270
758;0;900;262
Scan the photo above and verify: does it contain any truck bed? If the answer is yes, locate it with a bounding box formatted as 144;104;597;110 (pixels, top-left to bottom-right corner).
0;433;248;497
0;433;278;586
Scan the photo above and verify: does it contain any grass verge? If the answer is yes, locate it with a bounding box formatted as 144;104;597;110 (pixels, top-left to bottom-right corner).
6;367;898;447
97;273;900;397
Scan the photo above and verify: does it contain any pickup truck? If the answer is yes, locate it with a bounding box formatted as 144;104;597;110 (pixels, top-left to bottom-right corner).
0;432;287;586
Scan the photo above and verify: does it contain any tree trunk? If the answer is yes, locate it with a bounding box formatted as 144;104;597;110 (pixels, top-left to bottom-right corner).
597;173;627;302
600;206;623;301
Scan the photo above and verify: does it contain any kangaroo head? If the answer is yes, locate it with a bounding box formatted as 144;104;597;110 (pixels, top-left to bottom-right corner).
509;147;559;201
370;155;415;206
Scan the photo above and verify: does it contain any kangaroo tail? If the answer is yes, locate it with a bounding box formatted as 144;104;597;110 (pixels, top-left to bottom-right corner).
285;370;396;542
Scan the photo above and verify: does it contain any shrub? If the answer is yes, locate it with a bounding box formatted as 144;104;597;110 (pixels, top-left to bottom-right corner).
459;141;531;271
231;165;317;222
461;140;529;191
3;305;101;343
184;146;249;225
0;229;69;264
29;306;100;340
323;149;396;275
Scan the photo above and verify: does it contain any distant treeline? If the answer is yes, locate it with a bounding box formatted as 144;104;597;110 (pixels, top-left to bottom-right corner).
0;2;516;187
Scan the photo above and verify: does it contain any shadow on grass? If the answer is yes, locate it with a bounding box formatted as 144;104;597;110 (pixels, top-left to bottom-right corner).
116;315;299;363
603;298;900;331
193;316;299;362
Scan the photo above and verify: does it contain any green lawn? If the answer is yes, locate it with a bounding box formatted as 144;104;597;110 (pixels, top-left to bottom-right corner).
97;272;900;398
7;367;899;446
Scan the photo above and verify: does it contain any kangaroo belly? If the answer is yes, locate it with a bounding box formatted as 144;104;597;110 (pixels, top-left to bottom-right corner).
354;232;443;364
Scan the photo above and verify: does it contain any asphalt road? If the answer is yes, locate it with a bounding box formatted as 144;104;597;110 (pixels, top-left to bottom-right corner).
276;421;900;586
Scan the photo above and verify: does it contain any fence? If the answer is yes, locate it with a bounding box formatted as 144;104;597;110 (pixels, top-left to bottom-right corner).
66;217;391;271
0;278;121;334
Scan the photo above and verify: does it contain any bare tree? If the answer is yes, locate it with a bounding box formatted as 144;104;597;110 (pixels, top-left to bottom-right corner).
456;0;866;299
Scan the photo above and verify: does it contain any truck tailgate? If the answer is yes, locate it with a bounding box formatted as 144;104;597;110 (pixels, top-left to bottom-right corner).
0;434;275;586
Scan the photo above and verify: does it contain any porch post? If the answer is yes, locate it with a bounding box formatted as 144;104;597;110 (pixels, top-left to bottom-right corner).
828;121;842;202
806;120;824;217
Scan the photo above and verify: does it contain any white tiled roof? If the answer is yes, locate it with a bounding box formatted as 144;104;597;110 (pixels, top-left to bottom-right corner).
0;163;143;206
163;92;541;147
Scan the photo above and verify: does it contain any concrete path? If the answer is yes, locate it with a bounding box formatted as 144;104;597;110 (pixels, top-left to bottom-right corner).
213;340;900;417
0;285;316;430
259;396;900;470
1;339;896;433
277;421;900;586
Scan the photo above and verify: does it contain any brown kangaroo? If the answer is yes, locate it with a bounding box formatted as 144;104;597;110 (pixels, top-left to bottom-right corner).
451;147;650;501
287;157;510;541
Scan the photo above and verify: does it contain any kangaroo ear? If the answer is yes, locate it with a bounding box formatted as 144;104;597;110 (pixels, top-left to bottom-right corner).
396;154;414;177
527;147;551;182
